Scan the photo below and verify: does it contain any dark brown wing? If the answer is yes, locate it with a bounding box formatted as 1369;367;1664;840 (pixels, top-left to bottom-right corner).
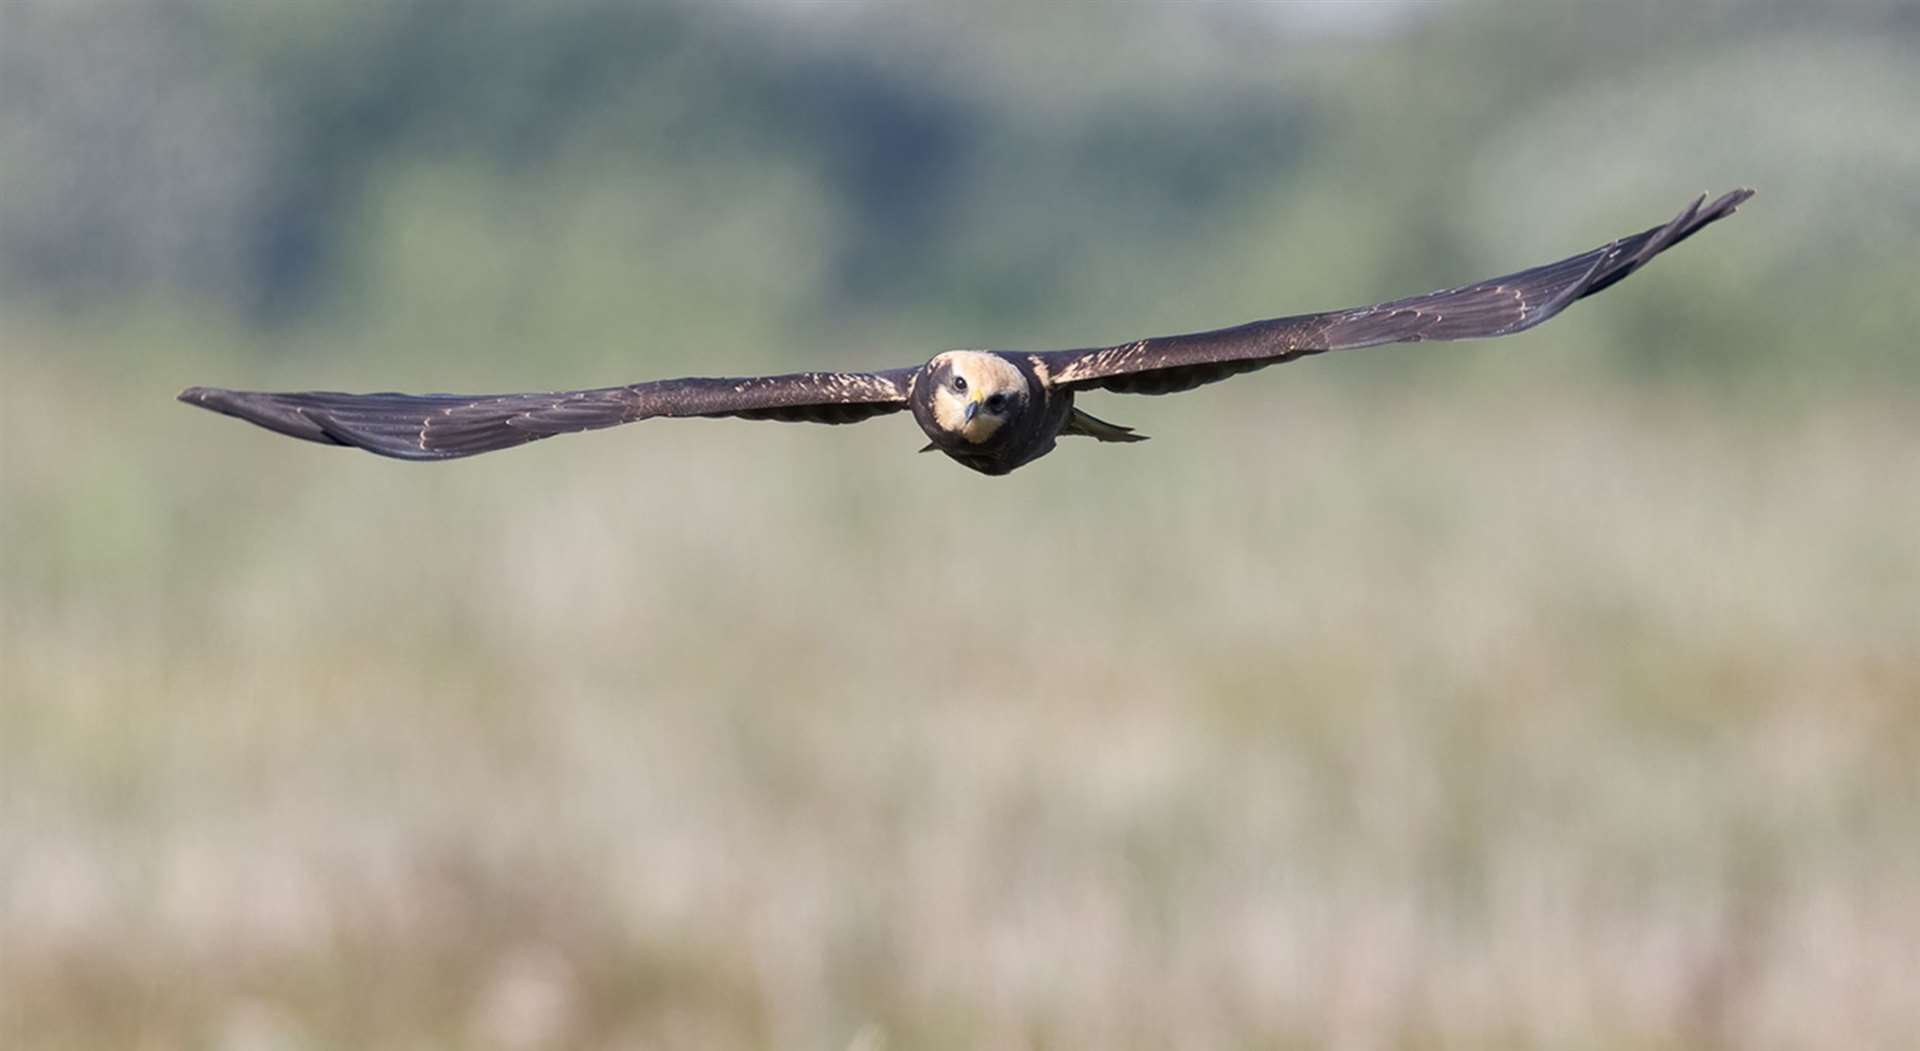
1038;189;1754;396
179;368;917;461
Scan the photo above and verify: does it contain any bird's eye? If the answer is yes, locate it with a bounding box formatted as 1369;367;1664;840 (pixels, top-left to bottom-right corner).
986;394;1007;412
952;376;968;393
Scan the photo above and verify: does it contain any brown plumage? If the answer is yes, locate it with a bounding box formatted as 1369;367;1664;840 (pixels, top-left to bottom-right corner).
181;189;1753;475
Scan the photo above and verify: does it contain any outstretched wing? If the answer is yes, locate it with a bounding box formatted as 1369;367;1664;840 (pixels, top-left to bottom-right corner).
179;368;918;461
1038;189;1754;396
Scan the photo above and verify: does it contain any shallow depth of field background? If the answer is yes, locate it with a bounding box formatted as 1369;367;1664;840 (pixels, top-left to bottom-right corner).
4;2;1918;1048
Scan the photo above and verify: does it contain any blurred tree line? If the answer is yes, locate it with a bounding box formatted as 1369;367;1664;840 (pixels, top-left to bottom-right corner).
2;0;1916;384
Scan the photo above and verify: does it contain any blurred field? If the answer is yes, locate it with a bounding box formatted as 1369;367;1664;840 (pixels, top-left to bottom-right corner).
5;1;1920;1048
6;321;1918;1049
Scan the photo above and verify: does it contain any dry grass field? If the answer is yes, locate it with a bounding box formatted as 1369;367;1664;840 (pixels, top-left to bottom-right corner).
5;324;1916;1049
6;1;1919;1046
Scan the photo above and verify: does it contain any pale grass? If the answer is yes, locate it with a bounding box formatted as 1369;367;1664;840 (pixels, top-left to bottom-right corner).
3;341;1917;1050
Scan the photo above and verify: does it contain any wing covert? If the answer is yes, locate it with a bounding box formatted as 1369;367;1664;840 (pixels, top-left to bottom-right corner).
1039;189;1754;396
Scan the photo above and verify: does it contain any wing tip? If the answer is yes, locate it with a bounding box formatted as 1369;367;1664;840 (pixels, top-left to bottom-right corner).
178;384;350;448
178;384;227;407
1691;187;1756;231
1662;185;1755;248
180;384;559;461
1712;186;1758;211
1559;186;1755;306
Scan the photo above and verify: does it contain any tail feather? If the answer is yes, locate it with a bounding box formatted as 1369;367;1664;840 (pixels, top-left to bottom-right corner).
1062;407;1149;443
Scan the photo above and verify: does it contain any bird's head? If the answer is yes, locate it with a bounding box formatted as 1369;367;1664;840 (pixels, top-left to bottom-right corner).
926;351;1029;444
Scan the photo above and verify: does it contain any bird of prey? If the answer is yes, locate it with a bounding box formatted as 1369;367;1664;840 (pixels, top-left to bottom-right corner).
181;189;1752;476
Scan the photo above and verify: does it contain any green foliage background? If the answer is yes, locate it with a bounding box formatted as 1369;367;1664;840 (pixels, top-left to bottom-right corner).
3;2;1918;1048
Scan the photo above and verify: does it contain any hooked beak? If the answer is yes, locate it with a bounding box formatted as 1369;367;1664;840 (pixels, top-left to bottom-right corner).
963;398;981;425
